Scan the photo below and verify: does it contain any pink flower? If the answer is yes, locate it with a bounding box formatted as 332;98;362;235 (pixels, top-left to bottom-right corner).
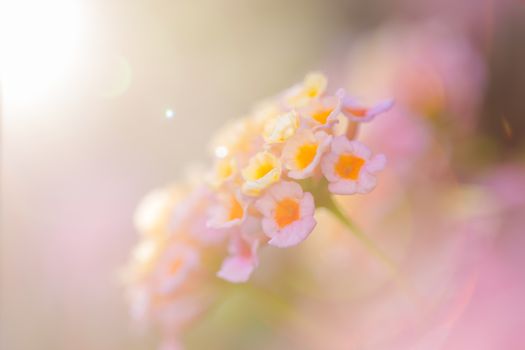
217;233;259;283
284;72;328;108
321;136;386;195
127;284;152;323
154;244;200;295
255;181;316;248
300;95;341;129
208;157;237;189
262;110;299;144
134;187;184;238
156;294;209;345
170;186;227;245
337;88;393;123
207;191;248;229
282;130;332;179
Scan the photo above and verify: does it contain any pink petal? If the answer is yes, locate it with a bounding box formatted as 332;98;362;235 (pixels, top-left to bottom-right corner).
321;153;340;182
268;216;316;248
192;217;228;244
254;195;276;217
240;215;263;237
369;98;394;115
337;88;394;122
156;245;199;294
300;192;315;217
357;171;378;194
217;256;256;283
268;181;303;201
329;180;358;195
350;140;372;160
367;154;387;173
331;135;352;154
261;216;279;238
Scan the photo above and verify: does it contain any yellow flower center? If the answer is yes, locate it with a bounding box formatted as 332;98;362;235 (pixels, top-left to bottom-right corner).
306;86;319;98
303;72;327;100
241;152;281;196
253;163;274;179
228;195;244;221
217;159;234;179
312;107;333;124
274;198;300;228
295;143;318;170
335;154;365;180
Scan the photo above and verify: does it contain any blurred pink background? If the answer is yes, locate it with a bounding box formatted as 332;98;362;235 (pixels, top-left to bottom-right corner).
2;0;525;349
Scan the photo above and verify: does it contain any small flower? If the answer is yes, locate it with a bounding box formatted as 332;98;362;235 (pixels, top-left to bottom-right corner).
262;110;299;144
300;95;341;129
170;187;228;245
209;157;237;188
154;244;200;295
210;118;262;159
241;151;282;196
126;238;166;282
134;187;183;238
255;181;316;248
126;284;151;323
207;191;248;228
337;88;394;123
282;130;332;179
217;233;259;283
285;72;328;108
156;294;208;339
251;100;283;127
321;136;386;195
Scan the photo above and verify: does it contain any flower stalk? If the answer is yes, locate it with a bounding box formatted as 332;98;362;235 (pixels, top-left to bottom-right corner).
320;194;399;276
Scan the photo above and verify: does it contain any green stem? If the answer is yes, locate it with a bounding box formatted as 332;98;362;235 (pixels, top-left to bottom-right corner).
320;195;399;277
326;196;423;305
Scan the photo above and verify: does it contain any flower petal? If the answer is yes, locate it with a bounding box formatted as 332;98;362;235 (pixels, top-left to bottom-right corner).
268;215;316;248
217;256;257;283
357;171;378;194
329;180;358;195
367;154;387;173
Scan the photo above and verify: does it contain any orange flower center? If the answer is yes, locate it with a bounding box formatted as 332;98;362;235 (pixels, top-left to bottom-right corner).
168;257;183;276
312;107;333;124
228;195;244;221
344;106;368;117
295;143;318;170
335;154;365;180
274;198;300;228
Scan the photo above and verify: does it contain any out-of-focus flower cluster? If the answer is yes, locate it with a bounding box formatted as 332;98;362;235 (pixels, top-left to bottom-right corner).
273;23;525;350
123;73;392;345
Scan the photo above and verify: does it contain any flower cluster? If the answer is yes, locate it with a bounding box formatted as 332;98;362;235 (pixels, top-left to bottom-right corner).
206;73;391;275
123;72;392;342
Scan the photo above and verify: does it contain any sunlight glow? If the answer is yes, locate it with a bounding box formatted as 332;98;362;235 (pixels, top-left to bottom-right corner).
0;0;88;105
